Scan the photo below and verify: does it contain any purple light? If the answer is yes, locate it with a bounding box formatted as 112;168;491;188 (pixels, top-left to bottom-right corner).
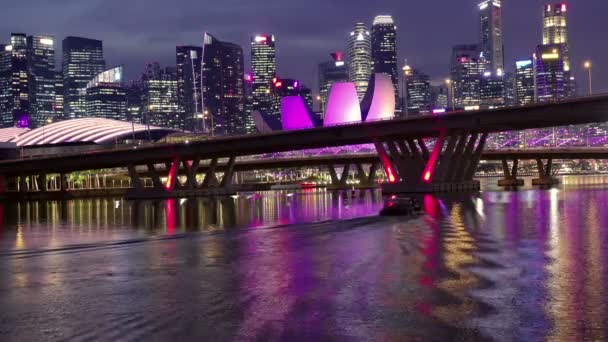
280;96;315;130
324;82;361;126
16;114;29;129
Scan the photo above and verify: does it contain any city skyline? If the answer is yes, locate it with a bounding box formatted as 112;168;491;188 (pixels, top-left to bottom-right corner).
1;0;605;96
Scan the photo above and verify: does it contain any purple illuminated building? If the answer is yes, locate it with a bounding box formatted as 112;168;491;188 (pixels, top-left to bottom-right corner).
280;96;319;130
360;73;395;122
323;82;361;126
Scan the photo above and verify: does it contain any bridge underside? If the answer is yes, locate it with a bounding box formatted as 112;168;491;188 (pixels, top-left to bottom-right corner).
375;131;488;194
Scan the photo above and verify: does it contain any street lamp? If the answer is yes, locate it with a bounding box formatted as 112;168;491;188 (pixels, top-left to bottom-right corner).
445;79;455;112
402;63;412;118
584;60;593;96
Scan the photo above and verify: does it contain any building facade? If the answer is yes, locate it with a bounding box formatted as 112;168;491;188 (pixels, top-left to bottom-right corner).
480;72;505;108
27;35;56;127
202;33;245;136
371;15;398;104
0;34;31;128
478;0;504;74
542;3;573;98
318;52;349;115
348;23;372;100
405;68;431;115
85;66;127;121
535;44;567;103
141;63;180;129
451;45;483;109
62;36;105;120
251;34;276;118
515;59;535;105
176;45;202;131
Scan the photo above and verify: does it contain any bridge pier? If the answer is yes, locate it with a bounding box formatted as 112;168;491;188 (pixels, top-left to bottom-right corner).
497;159;524;187
124;156;237;199
377;131;487;194
532;158;559;187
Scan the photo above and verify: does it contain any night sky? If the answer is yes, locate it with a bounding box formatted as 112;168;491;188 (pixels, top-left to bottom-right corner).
2;0;606;94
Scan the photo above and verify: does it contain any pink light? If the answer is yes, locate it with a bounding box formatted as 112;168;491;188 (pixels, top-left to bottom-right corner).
272;77;278;84
275;81;283;88
323;82;362;126
374;142;398;183
293;81;299;88
432;108;446;115
254;36;268;43
561;4;567;12
165;157;178;190
421;130;446;183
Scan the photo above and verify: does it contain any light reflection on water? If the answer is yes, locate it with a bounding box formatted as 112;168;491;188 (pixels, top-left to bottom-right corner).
2;187;608;340
0;189;383;251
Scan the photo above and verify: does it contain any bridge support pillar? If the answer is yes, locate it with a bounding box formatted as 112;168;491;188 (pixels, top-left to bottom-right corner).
498;159;524;187
532;158;559;187
377;131;487;194
353;163;380;188
327;163;351;189
39;173;47;192
60;173;68;192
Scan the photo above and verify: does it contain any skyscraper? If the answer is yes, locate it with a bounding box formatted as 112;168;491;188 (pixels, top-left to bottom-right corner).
515;59;535;105
62;37;105;120
431;85;449;111
478;0;504;74
348;23;372;100
318;52;349;115
541;3;574;97
202;33;245;135
0;34;32;128
54;70;64;118
371;15;398;103
451;45;483;109
176;45;202;131
85;66;127;121
405;68;431;115
251;34;276;117
480;72;505;108
27;35;56;127
535;44;567;103
141;63;180;129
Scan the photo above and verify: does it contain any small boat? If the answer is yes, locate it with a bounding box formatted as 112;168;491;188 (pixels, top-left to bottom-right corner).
380;196;421;216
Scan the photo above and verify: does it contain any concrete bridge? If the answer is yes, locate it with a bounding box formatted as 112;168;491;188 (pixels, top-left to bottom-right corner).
1;96;608;198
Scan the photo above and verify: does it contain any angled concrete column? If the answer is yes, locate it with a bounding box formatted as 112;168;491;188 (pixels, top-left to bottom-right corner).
19;176;28;192
127;164;143;190
464;133;488;181
185;157;201;189
60;173;68;192
39;174;47;192
498;159;524;187
220;156;236;188
146;163;164;189
201;158;219;189
451;133;479;182
533;158;558;186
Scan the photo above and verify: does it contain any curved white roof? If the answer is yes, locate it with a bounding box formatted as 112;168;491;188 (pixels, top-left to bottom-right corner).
0;127;29;143
9;118;178;147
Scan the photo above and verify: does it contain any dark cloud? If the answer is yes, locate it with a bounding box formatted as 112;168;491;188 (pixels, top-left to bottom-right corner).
1;0;606;93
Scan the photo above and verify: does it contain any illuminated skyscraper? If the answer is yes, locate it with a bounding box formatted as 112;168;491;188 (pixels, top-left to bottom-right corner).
251;34;276;117
405;68;431;115
54;71;63;118
85;66;127;121
371;15;398;103
202;33;245;135
478;0;504;74
27;35;56;127
176;45;202;131
0;34;30;127
318;52;348;115
515;59;535;105
62;36;105;120
535;44;567;103
141;63;180;129
480;72;505;108
348;23;372;100
451;45;483;109
542;3;573;97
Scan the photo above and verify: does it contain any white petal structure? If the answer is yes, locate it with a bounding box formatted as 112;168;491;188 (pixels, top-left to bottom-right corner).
11;118;178;147
323;82;362;126
360;73;395;122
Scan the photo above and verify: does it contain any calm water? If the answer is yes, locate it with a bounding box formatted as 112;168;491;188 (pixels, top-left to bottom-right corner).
1;186;608;340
